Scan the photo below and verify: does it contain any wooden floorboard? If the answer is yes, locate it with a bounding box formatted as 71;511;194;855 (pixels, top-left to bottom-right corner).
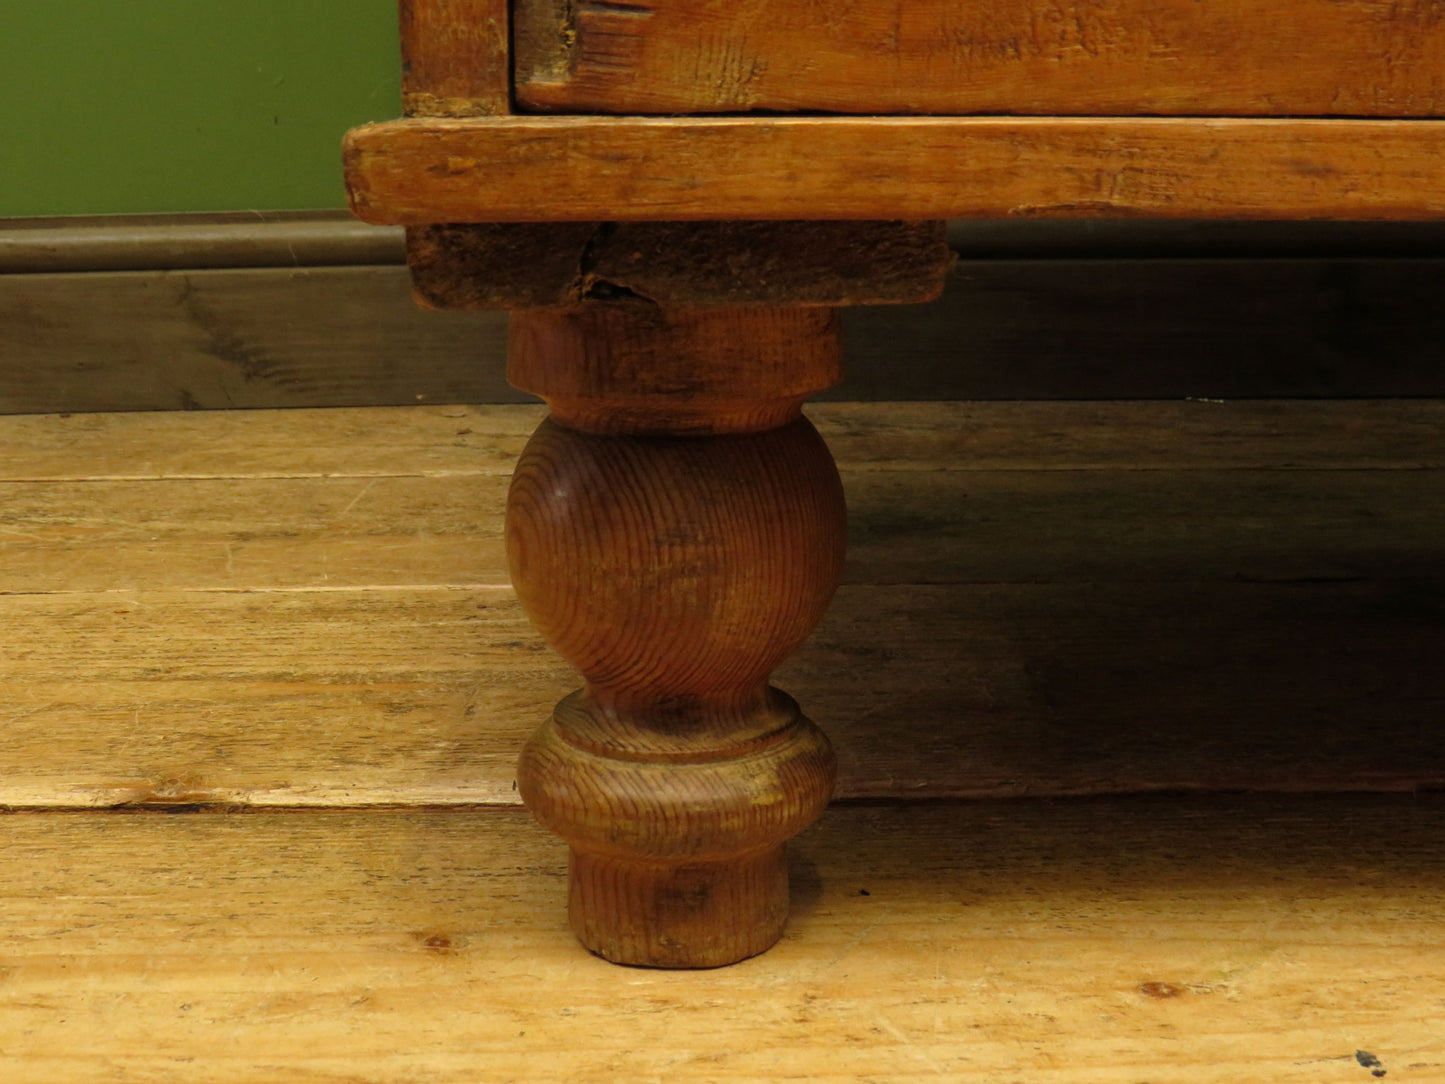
2;400;1441;808
3;399;1445;479
0;403;540;481
4;401;1443;594
2;580;1442;807
3;797;1444;1082
3;400;1442;1075
3;467;1442;592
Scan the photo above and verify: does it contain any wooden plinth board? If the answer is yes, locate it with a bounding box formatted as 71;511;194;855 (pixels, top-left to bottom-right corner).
406;220;954;309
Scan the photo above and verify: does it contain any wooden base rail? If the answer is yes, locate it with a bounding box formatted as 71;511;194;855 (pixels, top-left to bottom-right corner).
345;116;1445;225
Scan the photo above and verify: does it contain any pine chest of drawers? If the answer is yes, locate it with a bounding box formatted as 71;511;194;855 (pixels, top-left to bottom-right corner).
346;0;1445;968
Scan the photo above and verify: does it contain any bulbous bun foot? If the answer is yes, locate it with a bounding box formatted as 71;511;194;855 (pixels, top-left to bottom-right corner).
506;304;846;967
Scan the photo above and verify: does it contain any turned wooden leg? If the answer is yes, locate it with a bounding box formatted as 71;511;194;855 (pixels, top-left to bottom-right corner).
506;305;845;967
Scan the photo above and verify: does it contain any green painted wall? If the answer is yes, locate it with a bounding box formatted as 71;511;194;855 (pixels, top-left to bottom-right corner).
1;2;401;217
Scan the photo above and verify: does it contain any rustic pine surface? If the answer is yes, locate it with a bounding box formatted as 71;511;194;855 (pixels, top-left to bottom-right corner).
511;0;1445;117
6;800;1445;1083
3;401;1444;1079
345;116;1445;225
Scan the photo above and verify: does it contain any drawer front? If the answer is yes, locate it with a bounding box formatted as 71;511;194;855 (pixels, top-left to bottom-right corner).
514;0;1445;116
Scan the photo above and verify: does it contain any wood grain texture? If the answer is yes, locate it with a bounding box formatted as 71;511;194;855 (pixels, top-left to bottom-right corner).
344;116;1445;224
4;579;1444;809
396;7;944;318
6;400;1445;481
399;0;511;116
3;402;1443;811
513;0;1445;117
509;306;841;433
0;267;511;414
506;421;846;702
0;588;555;809
4;468;1445;593
407;221;954;309
0;403;540;480
11;259;1445;414
4;798;1445;1081
506;308;846;964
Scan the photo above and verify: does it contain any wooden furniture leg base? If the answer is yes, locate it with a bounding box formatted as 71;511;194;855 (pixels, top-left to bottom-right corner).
506;306;845;967
568;847;790;969
525;688;833;967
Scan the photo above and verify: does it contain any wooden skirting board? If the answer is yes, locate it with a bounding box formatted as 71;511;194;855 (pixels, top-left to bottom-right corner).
5;238;1445;411
0;210;403;273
